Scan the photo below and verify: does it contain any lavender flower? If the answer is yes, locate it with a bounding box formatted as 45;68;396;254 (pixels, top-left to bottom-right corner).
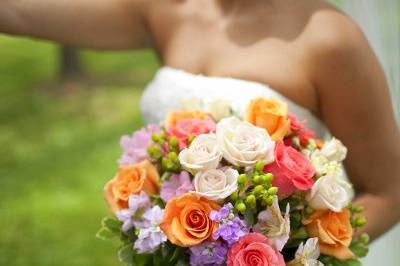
118;124;160;165
210;203;249;245
160;171;194;202
115;191;151;232
134;206;167;254
189;240;228;266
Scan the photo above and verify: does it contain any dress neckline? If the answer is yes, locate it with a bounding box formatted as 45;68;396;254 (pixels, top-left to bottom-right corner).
158;66;318;119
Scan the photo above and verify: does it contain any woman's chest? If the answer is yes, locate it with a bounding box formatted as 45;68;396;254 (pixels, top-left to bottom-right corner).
148;4;319;113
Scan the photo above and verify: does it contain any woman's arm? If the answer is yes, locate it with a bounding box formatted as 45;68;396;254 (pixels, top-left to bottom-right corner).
0;0;152;49
308;11;400;240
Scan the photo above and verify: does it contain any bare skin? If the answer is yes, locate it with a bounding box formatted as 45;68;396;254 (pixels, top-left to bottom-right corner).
1;0;399;240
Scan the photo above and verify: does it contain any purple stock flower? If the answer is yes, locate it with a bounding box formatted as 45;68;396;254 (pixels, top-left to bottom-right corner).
118;124;160;165
134;206;167;254
160;171;194;202
189;240;228;266
210;203;249;246
115;191;151;232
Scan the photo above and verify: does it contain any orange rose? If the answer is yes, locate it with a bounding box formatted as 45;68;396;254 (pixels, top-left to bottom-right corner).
160;193;220;247
165;111;208;129
104;160;159;212
245;97;290;141
303;209;354;260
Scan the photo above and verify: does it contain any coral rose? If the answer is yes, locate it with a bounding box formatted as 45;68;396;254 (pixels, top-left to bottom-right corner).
160;193;220;247
227;233;285;266
165;110;209;129
166;111;216;149
245;97;290;141
303;209;354;260
104;160;159;212
264;141;315;197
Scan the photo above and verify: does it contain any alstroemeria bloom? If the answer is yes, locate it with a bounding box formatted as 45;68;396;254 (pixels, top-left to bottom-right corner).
287;238;323;266
254;196;290;251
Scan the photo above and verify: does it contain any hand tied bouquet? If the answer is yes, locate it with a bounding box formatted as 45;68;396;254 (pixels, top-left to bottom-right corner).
98;97;369;266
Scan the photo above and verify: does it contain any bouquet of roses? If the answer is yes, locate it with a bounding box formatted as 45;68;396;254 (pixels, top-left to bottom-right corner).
97;97;369;266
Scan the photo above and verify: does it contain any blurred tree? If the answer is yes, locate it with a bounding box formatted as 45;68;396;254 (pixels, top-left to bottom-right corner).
60;46;84;80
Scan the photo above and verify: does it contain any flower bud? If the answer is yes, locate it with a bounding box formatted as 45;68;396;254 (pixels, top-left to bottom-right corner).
252;175;261;184
360;233;370;244
168;151;178;162
151;133;159;143
254;185;264;195
245;195;256;205
236;202;246;213
255;161;265;172
267;187;278;195
230;191;239;201
169;137;179;147
147;145;162;159
162;157;174;171
238;174;247;185
355;217;367;227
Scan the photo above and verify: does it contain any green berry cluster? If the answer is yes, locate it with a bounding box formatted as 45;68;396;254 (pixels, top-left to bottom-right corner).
349;204;367;228
147;131;181;173
231;161;278;214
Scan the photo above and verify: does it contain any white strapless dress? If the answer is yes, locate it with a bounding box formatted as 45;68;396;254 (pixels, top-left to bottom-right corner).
140;66;400;266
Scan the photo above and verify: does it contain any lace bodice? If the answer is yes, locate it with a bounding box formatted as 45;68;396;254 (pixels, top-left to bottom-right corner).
141;67;328;138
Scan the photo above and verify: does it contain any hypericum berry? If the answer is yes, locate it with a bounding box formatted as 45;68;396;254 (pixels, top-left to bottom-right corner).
255;161;265;172
245;195;256;205
254;185;264;195
230;191;239;201
169;137;179;148
252;175;261;184
237;174;247;185
267;187;278;195
236;202;246;213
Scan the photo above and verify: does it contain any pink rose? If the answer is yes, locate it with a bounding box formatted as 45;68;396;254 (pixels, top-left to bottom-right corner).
288;114;315;146
167;117;216;149
264;141;315;197
227;233;285;266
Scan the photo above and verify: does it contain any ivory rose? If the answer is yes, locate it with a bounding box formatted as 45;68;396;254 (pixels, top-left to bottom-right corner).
227;233;285;266
216;117;275;168
245;97;290;141
265;141;315;197
306;173;352;212
104;160;159;212
206;98;231;121
193;168;239;202
319;137;347;162
179;134;223;174
303;209;354;260
160;193;220;247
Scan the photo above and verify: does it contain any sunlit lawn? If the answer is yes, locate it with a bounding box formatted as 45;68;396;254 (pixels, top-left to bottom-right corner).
0;35;159;265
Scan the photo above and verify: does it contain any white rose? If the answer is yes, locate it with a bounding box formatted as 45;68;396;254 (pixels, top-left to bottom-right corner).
320;137;347;162
306;173;352;212
206;99;231;121
179;134;222;174
216;117;275;168
193;168;239;201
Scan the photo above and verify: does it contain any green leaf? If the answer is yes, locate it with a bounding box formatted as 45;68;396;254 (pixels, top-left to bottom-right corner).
169;246;186;263
118;244;134;266
96;227;118;240
101;217;122;233
132;253;152;266
243;208;255;226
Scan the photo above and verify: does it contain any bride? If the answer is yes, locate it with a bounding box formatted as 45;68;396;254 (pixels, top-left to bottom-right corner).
1;0;399;264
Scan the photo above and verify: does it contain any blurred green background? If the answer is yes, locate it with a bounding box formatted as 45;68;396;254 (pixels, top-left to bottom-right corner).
0;35;159;265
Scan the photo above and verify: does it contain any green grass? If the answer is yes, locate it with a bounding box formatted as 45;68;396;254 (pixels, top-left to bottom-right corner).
0;35;159;265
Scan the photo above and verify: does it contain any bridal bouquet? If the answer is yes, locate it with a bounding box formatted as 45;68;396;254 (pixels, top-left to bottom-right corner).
98;97;369;266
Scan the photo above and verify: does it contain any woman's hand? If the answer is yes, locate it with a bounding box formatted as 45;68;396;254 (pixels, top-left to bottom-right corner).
307;10;400;240
0;0;152;49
